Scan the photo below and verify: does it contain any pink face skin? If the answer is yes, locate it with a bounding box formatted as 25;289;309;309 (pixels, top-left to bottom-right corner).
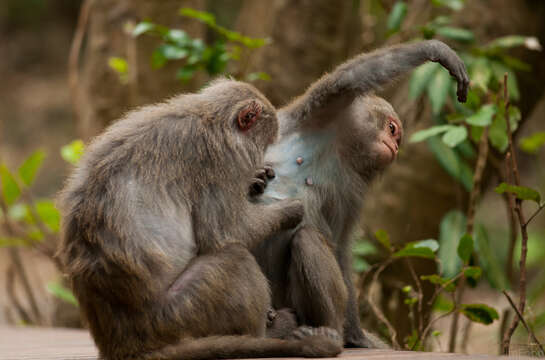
375;116;403;168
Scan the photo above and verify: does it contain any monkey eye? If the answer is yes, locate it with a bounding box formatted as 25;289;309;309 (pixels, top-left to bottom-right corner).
238;101;261;131
388;122;397;136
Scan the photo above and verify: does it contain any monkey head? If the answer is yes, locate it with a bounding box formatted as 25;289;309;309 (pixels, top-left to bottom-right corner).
203;79;279;153
340;95;403;180
370;97;403;168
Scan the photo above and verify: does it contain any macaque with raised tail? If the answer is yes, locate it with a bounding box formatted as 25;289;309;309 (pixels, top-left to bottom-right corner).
57;79;343;360
253;39;470;348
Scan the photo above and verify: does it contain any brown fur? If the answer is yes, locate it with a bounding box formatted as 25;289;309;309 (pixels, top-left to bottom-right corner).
255;40;469;348
57;79;342;359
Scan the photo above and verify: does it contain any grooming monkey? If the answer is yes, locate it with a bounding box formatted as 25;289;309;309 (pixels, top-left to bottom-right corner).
57;79;343;359
253;40;470;347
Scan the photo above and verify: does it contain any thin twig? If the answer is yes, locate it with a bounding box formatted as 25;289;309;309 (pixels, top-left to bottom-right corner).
448;124;489;353
416;308;457;348
367;258;400;349
524;203;545;227
68;0;95;122
406;258;424;336
503;290;545;354
427;272;463;307
460;319;472;354
0;197;43;324
501;73;530;355
503;152;517;284
6;265;32;324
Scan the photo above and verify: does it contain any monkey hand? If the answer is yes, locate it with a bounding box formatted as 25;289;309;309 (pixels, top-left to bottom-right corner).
249;164;276;197
425;40;470;103
275;199;305;230
266;308;298;339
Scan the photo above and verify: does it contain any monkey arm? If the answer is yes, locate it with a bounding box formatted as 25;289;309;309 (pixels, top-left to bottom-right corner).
279;40;469;134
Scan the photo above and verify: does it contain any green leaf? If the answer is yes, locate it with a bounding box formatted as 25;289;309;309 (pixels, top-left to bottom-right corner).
432;330;442;337
463;266;482;280
485;35;542;51
176;66;196;82
470;58;492;92
132;21;155;37
442;126;467;147
157;44;188;60
466;104;496;127
387;1;408;35
246;72;271;82
460;304;499;325
433;295;454;312
421;274;456;291
393;239;438;259
35;200;61;233
18;150;45;187
436;27;474;43
488;104;520;153
409;125;455;143
427;137;473;191
402;285;412;293
495;183;541;204
474;224;510;290
0;237;27;247
8;203;29;221
409;62;440;100
353;257;370;273
0;165;21;206
46;281;78;307
352;241;377;256
165;29;189;46
180;7;216;26
457;233;474;263
438;210;466;278
108;57;128;75
519;132;545;154
375;229;392;252
61;140;85;165
151;48;167;69
490;62;520;101
427;68;452;114
431;0;465;11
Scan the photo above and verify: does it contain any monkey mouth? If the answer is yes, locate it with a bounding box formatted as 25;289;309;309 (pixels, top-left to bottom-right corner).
382;139;398;161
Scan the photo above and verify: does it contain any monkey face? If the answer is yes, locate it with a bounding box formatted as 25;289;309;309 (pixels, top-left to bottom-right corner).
374;114;402;168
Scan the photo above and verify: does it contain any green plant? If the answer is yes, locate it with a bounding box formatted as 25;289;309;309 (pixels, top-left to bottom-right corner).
0;140;84;324
109;8;270;84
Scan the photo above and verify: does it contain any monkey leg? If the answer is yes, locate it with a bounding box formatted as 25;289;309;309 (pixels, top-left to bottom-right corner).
288;226;348;335
342;274;371;348
167;243;271;337
140;243;343;359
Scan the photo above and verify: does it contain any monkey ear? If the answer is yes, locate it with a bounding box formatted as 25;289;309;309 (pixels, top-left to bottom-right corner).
237;101;262;131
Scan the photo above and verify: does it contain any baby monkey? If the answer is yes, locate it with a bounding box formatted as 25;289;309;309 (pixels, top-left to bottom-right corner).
57;79;342;359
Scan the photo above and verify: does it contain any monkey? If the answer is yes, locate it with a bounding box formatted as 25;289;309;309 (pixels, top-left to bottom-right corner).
57;79;344;360
252;39;470;348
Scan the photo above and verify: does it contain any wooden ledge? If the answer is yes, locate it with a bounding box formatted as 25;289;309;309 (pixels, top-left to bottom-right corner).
0;326;527;360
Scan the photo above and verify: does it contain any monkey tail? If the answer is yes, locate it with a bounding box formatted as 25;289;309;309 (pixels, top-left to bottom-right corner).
140;335;342;360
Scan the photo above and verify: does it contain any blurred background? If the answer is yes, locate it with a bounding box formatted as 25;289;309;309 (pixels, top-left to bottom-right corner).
0;0;544;356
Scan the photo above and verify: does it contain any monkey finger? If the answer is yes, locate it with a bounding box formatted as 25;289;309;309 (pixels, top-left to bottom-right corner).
264;165;276;179
255;169;267;182
249;178;266;196
456;66;470;103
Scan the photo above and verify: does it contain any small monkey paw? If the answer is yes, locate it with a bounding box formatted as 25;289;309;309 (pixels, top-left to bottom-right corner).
279;199;304;230
290;326;343;358
266;308;298;339
289;326;342;344
249;165;276;197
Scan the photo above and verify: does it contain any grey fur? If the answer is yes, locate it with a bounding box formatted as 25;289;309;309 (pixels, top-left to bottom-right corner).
254;40;469;348
57;79;342;359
